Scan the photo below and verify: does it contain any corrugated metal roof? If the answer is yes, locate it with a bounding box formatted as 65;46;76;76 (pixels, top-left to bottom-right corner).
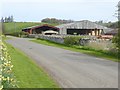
56;20;113;33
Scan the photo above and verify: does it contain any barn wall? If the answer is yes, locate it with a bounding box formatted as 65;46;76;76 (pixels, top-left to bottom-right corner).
92;30;95;35
59;28;67;35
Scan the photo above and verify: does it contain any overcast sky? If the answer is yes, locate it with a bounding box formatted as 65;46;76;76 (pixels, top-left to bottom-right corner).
1;0;119;22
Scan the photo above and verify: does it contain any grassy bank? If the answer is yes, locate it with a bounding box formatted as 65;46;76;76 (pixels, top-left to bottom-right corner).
31;39;118;62
5;41;59;88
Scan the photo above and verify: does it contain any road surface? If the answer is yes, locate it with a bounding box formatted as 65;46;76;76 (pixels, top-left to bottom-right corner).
6;37;118;88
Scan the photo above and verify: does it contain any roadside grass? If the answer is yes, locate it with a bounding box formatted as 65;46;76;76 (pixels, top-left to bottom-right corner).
5;41;59;88
31;38;118;62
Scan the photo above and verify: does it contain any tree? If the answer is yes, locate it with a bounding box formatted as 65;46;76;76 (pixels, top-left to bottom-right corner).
8;16;11;22
41;18;74;24
113;2;120;60
113;22;120;60
117;2;120;59
4;17;7;22
1;15;14;23
1;17;4;22
10;15;14;22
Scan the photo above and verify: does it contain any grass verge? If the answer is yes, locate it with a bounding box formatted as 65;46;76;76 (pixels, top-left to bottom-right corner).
31;38;118;62
5;41;59;88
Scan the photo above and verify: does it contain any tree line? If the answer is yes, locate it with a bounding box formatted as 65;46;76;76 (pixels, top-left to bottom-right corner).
41;18;74;25
1;16;14;23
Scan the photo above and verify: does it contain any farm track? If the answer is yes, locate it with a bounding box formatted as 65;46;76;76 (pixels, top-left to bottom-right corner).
6;36;118;88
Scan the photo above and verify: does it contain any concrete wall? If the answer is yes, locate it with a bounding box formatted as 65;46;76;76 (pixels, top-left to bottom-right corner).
59;28;67;35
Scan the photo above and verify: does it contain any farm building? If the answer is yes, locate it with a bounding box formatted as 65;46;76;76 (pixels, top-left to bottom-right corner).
22;24;59;35
56;20;113;36
97;29;118;39
22;20;113;36
105;29;118;36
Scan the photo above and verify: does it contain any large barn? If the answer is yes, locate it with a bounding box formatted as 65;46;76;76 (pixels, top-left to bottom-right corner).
22;20;113;36
22;24;59;35
56;20;113;36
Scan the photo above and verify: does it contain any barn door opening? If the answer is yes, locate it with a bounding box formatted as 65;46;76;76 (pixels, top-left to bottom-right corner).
67;29;90;35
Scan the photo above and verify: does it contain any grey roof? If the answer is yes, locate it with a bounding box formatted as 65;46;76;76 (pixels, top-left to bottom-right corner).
105;29;118;35
56;20;113;33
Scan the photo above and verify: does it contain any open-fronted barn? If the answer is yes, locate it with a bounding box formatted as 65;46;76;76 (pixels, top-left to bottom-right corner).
22;24;59;35
57;20;113;36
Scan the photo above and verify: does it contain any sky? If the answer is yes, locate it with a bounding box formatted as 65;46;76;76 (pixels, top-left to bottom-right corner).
1;0;119;22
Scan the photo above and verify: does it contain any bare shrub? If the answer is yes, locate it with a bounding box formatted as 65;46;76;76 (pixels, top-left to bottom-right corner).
86;39;114;51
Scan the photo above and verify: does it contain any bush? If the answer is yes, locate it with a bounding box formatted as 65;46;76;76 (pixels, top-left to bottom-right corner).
64;36;81;46
10;31;29;37
10;32;20;37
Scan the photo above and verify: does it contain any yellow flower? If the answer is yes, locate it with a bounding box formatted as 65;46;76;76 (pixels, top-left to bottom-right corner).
7;77;10;81
3;77;7;81
10;78;13;81
0;85;3;90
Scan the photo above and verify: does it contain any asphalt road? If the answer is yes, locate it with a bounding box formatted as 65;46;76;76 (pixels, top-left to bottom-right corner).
6;37;118;88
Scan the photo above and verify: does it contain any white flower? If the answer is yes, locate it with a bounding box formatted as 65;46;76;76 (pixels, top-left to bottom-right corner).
0;69;2;72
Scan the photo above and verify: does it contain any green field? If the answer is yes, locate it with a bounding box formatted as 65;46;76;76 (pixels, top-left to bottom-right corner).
3;22;58;34
3;22;43;34
5;41;59;88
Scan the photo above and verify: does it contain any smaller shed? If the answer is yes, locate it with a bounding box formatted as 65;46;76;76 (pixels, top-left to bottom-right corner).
22;24;59;34
105;29;118;36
